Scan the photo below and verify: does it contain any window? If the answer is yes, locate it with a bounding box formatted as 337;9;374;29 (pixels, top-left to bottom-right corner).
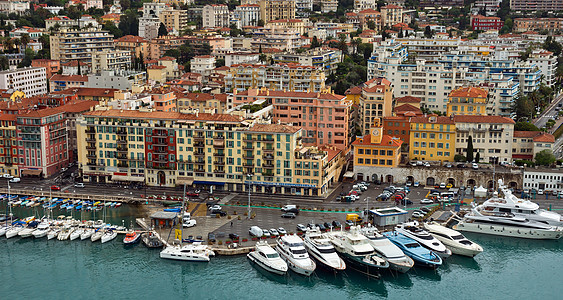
358;149;364;154
358;158;363;164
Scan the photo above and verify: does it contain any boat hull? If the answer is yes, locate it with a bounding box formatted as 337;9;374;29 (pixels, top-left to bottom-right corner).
454;222;563;240
306;248;346;272
247;252;287;275
387;257;415;273
338;253;384;279
101;232;117;243
6;228;23;238
19;229;35;238
33;230;48;238
160;249;210;262
275;246;316;276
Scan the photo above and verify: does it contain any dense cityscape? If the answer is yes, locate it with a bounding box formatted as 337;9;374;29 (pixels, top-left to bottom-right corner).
0;0;562;298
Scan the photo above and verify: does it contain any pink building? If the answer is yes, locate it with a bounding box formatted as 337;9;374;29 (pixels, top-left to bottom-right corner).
233;88;353;151
17;108;69;178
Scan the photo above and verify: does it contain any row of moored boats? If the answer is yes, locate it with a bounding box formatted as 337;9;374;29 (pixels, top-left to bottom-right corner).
1;194;122;211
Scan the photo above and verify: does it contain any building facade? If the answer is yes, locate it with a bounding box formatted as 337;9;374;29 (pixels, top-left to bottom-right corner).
234;4;260;27
470;15;504;31
50;29;115;64
446;87;488;117
272;48;342;74
359;78;394;135
91;49;132;74
259;0;296;22
202;4;229;29
409;115;456;162
0;114;18;177
0;67;48;97
510;0;563;11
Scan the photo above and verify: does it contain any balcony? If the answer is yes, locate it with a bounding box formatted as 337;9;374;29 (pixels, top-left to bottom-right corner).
243;161;254;167
153;158;168;163
117;146;128;152
263;154;274;160
85;127;95;134
263;171;274;177
263;147;274;153
153;131;168;137
117;162;128;168
243;136;254;142
213;140;225;148
86;137;96;142
242;144;254;150
154;147;168;154
214;169;225;173
117;155;127;160
243;154;254;159
213;135;225;140
194;160;205;165
117;139;127;144
490;127;504;132
194;142;205;148
214;160;225;165
263;163;274;169
263;138;274;143
194;152;205;157
86;145;96;150
214;152;225;157
194;135;205;142
86;154;96;159
117;130;127;136
195;168;205;173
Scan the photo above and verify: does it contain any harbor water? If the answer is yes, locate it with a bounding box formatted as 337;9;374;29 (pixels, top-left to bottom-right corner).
0;206;562;299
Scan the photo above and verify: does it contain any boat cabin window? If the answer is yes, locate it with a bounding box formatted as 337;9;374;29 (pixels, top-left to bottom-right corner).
499;208;511;213
318;247;336;254
459;240;473;245
405;243;420;248
354;250;373;256
259;252;267;258
417;234;434;240
432;232;451;239
266;253;279;259
291;248;307;255
451;234;465;240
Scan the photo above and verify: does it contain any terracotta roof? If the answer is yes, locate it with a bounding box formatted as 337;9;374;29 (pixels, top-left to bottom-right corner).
239;90;345;101
453;115;515;124
58;100;99;113
394;103;421;113
410;115;455;125
268;19;303;23
352;134;403;148
115;35;147;43
159;56;176;61
148;65;166;69
449;87;488;98
534;133;555;143
358;9;379;14
345;86;362;95
381;5;402;9
19;107;64;118
364;77;392;87
84;109;243;123
363;85;390;93
60;61;89;67
215;66;230;71
50;88;118;98
247;124;300;134
50;74;88;82
321;147;341;162
0;113;17;121
513;131;541;138
396;96;421;103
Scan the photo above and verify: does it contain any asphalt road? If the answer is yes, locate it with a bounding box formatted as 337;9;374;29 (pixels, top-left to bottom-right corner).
534;92;563;129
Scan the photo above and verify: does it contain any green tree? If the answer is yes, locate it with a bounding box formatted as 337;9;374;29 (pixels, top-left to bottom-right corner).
475;152;480;163
257;19;264;27
535;149;556;166
163;49;181;58
216;58;225;68
311;36;321;48
259;53;267;63
466;135;474;162
20;34;30;50
367;21;376;30
0;55;8;70
424;26;433;38
118;9;139;36
158;23;168;37
515;122;540;131
513;93;534;120
102;21;123;38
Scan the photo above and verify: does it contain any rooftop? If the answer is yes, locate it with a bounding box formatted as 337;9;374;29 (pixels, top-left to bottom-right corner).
449;87;488;98
453;115;515;124
84;109;243;123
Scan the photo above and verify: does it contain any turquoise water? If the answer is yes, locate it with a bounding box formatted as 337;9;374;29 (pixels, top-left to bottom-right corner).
0;206;562;299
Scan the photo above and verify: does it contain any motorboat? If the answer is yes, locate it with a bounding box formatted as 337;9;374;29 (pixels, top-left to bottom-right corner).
101;229;118;243
160;242;215;262
6;223;25;238
361;225;414;273
91;229;104;242
327;226;389;278
32;221;51;238
383;231;442;269
481;180;563;226
70;228;84;241
142;231;164;248
0;225;9;236
303;228;346;271
453;207;563;240
247;241;288;275
275;234;316;276
123;231;142;244
80;228;95;240
47;228;61;240
423;221;483;257
396;221;452;258
19;220;40;238
57;225;74;240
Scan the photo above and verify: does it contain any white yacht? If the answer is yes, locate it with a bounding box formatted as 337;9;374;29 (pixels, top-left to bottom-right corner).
361;225;414;273
453;206;563;240
101;229;118;243
47;227;61;240
275;234;317;276
0;225;9;236
396;221;452;258
423;221;483;257
480;180;563;226
247;241;288;275
5;224;24;238
303;228;346;272
57;225;74;241
18;226;37;238
80;228;95;240
160;242;215;262
327;226;389;278
91;229;104;242
70;228;84;241
32;221;51;238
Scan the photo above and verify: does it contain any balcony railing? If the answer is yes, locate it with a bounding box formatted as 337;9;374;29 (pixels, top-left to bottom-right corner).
117;147;128;152
86;145;96;150
214;152;225;157
86;154;96;159
117;139;127;144
263;163;274;169
263;147;274;152
214;169;225;173
243;162;254;167
243;154;254;159
214;160;225;165
117;130;127;136
194;152;205;157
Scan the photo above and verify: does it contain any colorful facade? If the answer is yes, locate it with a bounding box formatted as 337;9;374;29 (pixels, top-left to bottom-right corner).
446;87;488;117
409;115;456;162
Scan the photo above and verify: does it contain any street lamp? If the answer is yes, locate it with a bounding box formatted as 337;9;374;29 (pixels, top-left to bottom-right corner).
246;173;253;219
364;196;371;224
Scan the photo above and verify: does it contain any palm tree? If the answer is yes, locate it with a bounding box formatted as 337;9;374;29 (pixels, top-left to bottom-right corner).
20;34;30;50
4;38;15;53
351;38;361;55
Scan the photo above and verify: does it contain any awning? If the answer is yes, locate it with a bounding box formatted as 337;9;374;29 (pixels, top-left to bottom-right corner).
193;181;225;186
111;175;145;182
177;177;194;185
21;169;42;176
344;171;355;178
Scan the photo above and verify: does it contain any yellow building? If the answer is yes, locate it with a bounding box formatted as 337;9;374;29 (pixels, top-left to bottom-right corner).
409;115;456;162
259;0;296;22
446;87;488;116
345;86;362;105
352;120;403;182
359;77;394;135
76;110;343;196
0;114;18;176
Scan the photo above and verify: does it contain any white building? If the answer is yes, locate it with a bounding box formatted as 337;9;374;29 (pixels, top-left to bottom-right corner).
45;15;100;31
0;67;48;97
296;0;313;17
353;0;377;12
523;169;563;192
0;1;29;15
272;47;342;74
190;55;216;80
86;0;103;10
224;52;260;67
88;70;146;90
321;0;338;13
528;49;557;87
233;4;260;27
143;2;167;18
91;49;132;74
138;17;160;40
203;4;229;29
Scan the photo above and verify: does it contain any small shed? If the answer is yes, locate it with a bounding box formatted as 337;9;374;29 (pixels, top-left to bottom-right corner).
370;207;408;227
150;211;177;228
474;186;487;198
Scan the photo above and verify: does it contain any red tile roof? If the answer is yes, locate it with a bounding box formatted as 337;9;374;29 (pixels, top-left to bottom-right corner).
50;88;118;98
394;103;421;113
19;107;64;118
50;74;88;82
513;131;541;138
58;100;99;113
396;96;421;103
533;133;555;143
248;124;301;133
411;115;455;125
449;87;488;98
453;115;515;124
84;109;243;122
352;134;403;148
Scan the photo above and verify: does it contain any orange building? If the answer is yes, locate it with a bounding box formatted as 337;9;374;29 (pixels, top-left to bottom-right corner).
446;87;488;116
150;87;177;112
31;59;60;81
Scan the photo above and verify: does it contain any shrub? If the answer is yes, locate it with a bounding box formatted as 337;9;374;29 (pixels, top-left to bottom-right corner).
218;240;223;245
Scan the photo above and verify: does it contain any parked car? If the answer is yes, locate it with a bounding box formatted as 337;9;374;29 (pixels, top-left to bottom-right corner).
229;233;239;240
316;223;327;231
446;183;453;189
249;226;263;237
186;192;199;197
420;207;431;213
281;212;296;219
401;199;413;205
409;161;418;166
345;220;355;226
413;182;420;187
412;211;425;218
423;162;431;167
262;229;271;237
269;229;279;236
439;183;446;189
420;198;434;204
472;163;479;170
9;177;20;183
416;161;423;166
538;189;544;195
323;222;333;230
285;208;300;215
51;185;61;191
457;163;467;168
210;210;227;216
278;227;287;235
332;220;342;228
208;205;221;211
281;205;297;212
183;218;197;228
2;173;12;178
207;233;216;242
296;224;307;232
74;183;84;188
444;163;453;168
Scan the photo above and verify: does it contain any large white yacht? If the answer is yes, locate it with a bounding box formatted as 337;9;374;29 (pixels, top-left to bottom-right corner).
423;221;483;257
303;228;346;272
482;180;563;226
454;206;563;240
327;226;389;278
160;242;215;262
361;225;414;273
247;241;288;275
396;221;452;258
275;234;316;276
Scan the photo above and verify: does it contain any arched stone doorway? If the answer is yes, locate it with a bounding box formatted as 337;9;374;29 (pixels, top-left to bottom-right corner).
158;171;166;186
357;173;364;181
386;175;394;183
467;179;476;186
426;177;435;186
406;176;414;184
447;178;455;187
509;181;518;189
371;174;379;183
487;180;494;189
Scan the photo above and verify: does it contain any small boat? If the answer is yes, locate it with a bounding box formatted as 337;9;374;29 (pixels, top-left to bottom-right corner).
47;228;61;240
104;202;112;207
57;226;74;240
115;203;122;208
247;241;288;275
163;208;181;213
123;231;142;244
101;229;118;243
26;200;35;207
303;228;346;271
110;202;116;207
0;225;11;236
6;223;25;238
32;222;51;238
275;234;316;276
66;204;74;210
79;228;93;240
396;221;452;258
383;231;442;269
75;205;82;210
163;201;182;207
19;221;40;238
91;229;104;242
93;201;101;206
423;222;483;257
142;231;163;248
70;228;84;241
160;242;215;262
361;225;414;273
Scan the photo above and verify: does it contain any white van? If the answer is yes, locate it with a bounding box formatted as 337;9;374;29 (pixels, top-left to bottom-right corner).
249;226;263;237
9;177;20;183
281;205;297;212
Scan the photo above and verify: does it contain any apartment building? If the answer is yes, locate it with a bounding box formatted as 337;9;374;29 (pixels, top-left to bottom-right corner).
419;0;463;8
528;49;558;87
138;16;160;40
149;87;177;112
523;169;563;191
190;55;216;80
233;88;353;150
272;48;342;74
359;77;394;135
380;5;403;27
353;0;377;12
409;115;456;162
45;15;100;31
358;9;381;31
203;4;229;29
259;0;296;22
50;28;115;64
0;113;18;177
234;4;260;27
58;100;99;160
31;59;60;81
0;0;29;15
76;110;342;196
177;93;229;113
0;67;47;97
352;120;403;182
295;0;313;17
514;18;563;33
49;74;88;92
17;108;69;178
250;28;304;52
470;15;504;31
512;131;555;161
115;35;149;58
91;49;132;74
478;73;519;117
321;0;338;13
446;87;488;116
453;115;514;164
266;19;306;35
510;0;563;11
88;70;146;90
160;9;188;33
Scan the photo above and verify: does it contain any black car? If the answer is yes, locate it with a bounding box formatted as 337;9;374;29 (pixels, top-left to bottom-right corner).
332;220;342;228
211;209;227;216
207;233;216;242
457;163;467;168
345;220;355;226
323;222;333;230
420;207;431;213
286;207;300;215
316;223;326;231
281;212;296;219
401;199;413;205
229;233;239;240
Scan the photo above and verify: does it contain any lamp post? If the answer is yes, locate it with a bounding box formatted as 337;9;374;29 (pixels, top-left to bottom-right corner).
364;196;371;224
246;174;253;219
